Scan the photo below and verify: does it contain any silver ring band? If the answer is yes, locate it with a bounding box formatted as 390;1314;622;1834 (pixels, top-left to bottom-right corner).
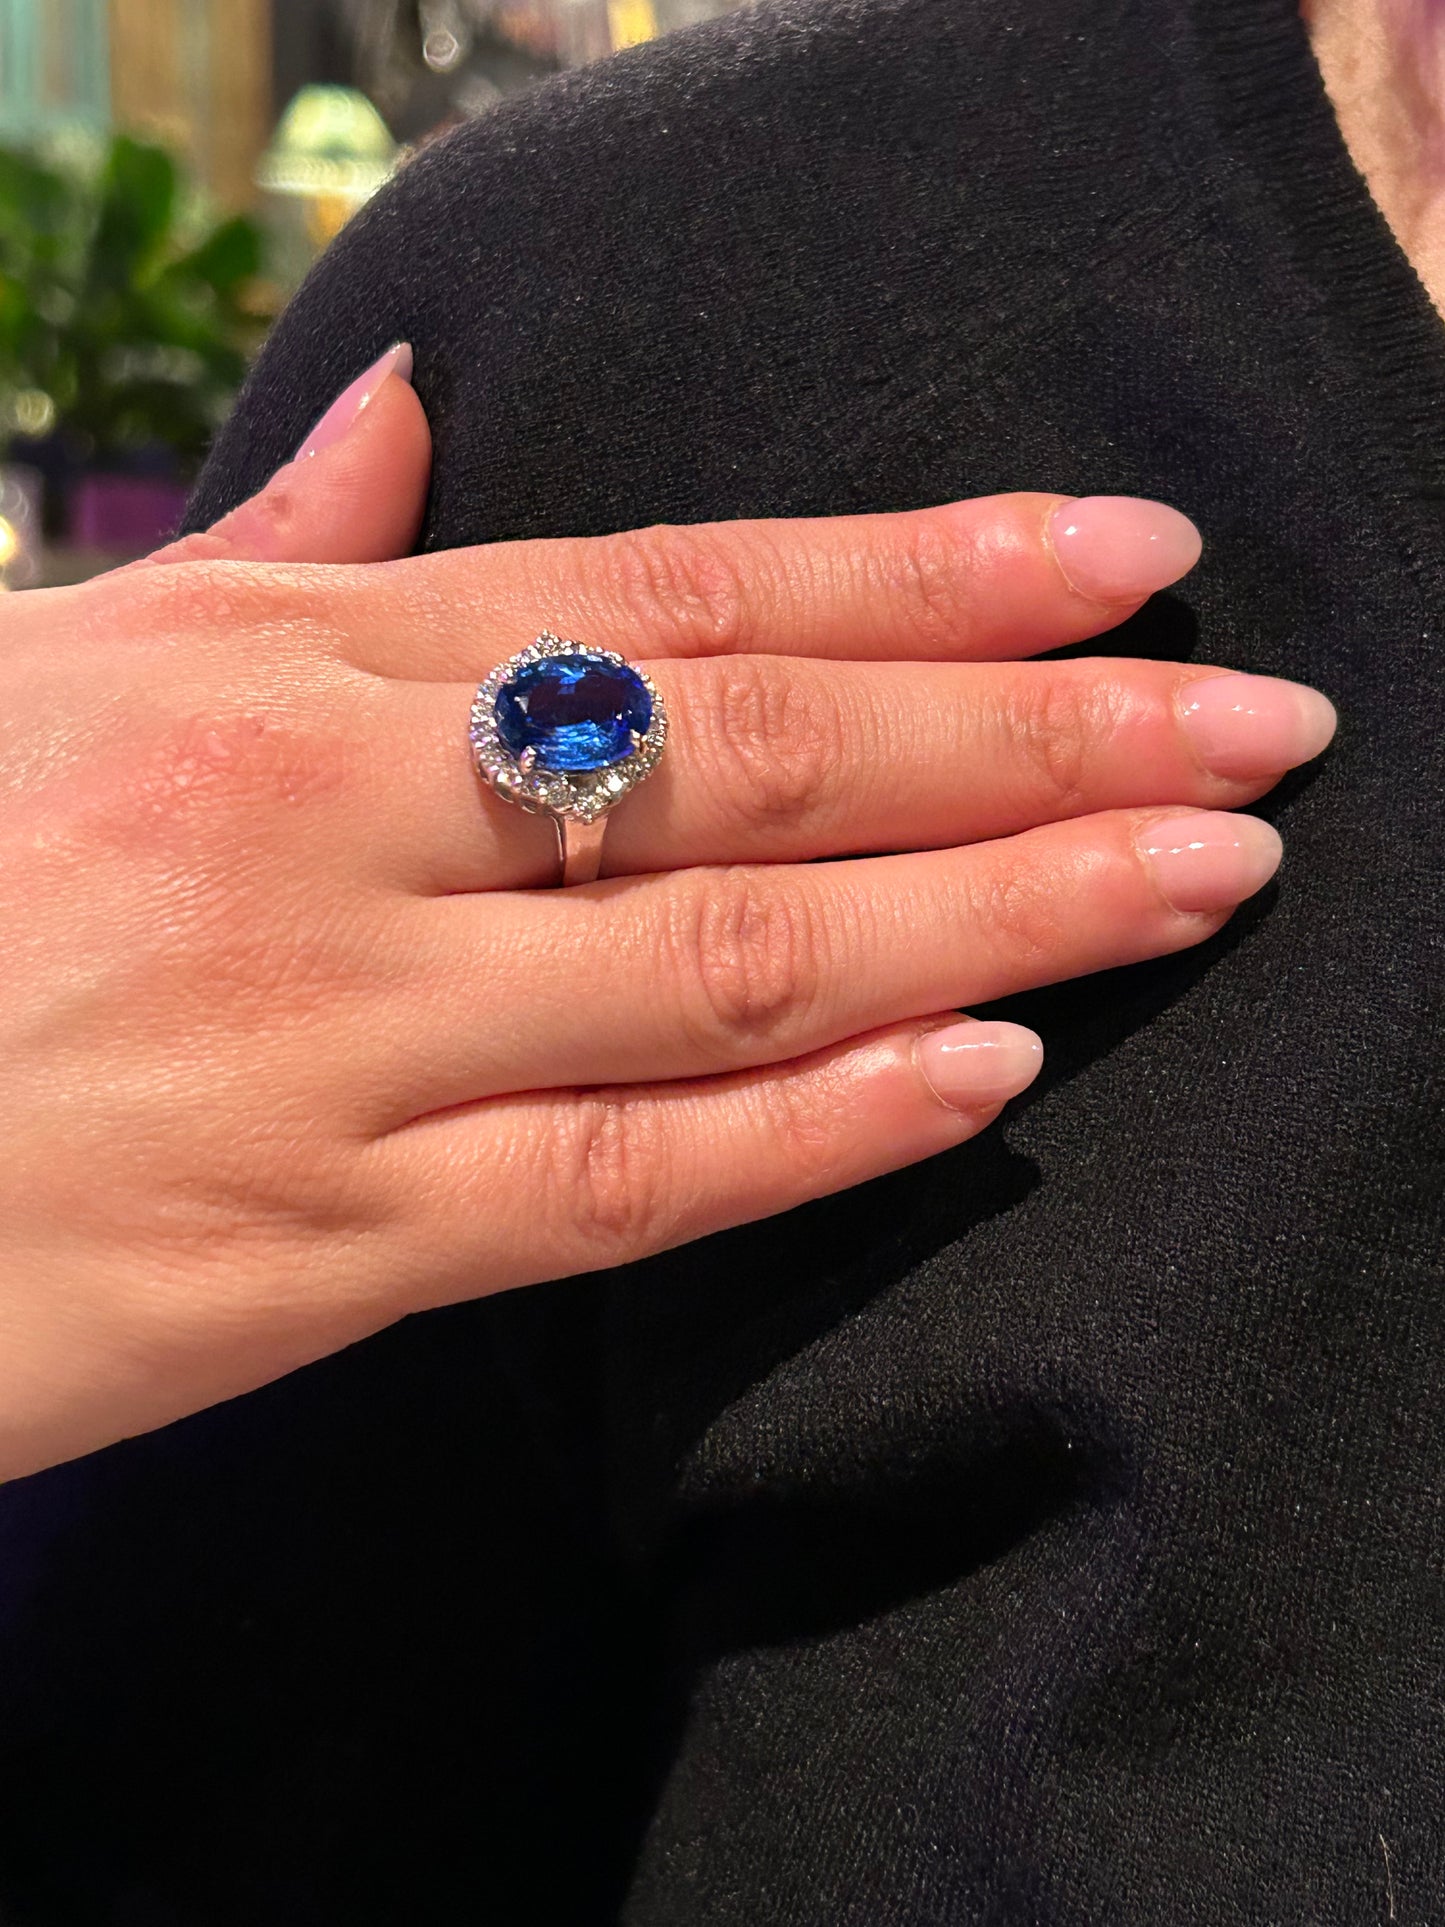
554;816;609;888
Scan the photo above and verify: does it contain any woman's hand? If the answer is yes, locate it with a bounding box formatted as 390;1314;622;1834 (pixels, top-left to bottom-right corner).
0;351;1335;1482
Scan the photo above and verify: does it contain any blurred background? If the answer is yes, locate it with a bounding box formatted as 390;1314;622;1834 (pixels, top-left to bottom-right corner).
0;0;743;587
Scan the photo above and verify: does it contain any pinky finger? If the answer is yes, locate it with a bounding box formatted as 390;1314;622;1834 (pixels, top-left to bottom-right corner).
373;1016;1044;1310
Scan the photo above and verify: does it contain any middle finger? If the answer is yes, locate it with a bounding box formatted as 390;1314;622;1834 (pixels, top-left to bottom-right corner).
364;803;1284;1124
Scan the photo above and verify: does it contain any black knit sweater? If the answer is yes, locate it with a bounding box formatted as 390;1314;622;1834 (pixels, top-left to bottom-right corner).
1;0;1440;1919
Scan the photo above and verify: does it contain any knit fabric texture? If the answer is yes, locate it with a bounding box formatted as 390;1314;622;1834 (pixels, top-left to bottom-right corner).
0;0;1440;1919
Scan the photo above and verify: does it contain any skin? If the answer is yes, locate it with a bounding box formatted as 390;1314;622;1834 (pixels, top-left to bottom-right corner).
1302;0;1445;315
0;368;1336;1485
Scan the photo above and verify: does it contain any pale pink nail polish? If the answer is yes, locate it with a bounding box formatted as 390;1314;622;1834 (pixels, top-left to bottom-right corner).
915;1020;1044;1112
1047;495;1203;602
294;342;414;460
1136;810;1283;913
1179;673;1338;779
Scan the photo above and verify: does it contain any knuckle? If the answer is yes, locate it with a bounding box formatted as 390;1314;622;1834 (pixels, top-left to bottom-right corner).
161;1123;366;1252
966;858;1069;971
602;523;752;655
45;1090;372;1271
667;867;816;1051
98;704;348;845
36;702;359;1012
1008;672;1111;814
887;511;976;652
748;1060;838;1167
104;556;355;667
552;1091;670;1256
701;656;836;833
177;892;365;1018
111;557;274;645
107;1133;388;1351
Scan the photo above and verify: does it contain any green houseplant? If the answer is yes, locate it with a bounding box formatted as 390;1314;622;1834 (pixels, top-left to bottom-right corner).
0;132;267;542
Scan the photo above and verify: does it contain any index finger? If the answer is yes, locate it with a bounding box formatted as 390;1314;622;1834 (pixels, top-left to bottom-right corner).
330;490;1202;678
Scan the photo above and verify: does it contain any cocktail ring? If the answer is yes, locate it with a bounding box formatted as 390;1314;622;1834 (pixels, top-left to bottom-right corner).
469;631;668;886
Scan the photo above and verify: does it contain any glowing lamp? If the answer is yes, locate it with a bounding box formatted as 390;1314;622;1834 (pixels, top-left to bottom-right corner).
257;86;398;244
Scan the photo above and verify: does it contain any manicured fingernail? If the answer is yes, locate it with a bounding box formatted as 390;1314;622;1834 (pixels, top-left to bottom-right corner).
915;1020;1044;1112
1179;672;1338;779
1047;495;1202;602
294;342;414;460
1136;810;1282;913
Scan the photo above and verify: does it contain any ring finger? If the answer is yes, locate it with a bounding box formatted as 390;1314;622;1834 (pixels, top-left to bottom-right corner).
363;654;1334;891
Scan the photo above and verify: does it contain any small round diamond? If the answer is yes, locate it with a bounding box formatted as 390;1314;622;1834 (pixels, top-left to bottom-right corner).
495;652;652;773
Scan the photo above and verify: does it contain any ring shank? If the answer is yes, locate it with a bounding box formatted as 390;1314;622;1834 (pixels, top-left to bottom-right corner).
554;816;609;886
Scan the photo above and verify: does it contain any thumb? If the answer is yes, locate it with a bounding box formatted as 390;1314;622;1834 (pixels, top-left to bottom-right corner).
139;343;431;570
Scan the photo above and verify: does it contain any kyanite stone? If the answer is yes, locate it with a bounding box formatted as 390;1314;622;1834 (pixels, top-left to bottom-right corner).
494;652;652;772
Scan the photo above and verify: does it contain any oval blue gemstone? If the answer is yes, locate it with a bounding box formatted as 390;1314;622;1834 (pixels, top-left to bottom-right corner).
494;652;653;773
